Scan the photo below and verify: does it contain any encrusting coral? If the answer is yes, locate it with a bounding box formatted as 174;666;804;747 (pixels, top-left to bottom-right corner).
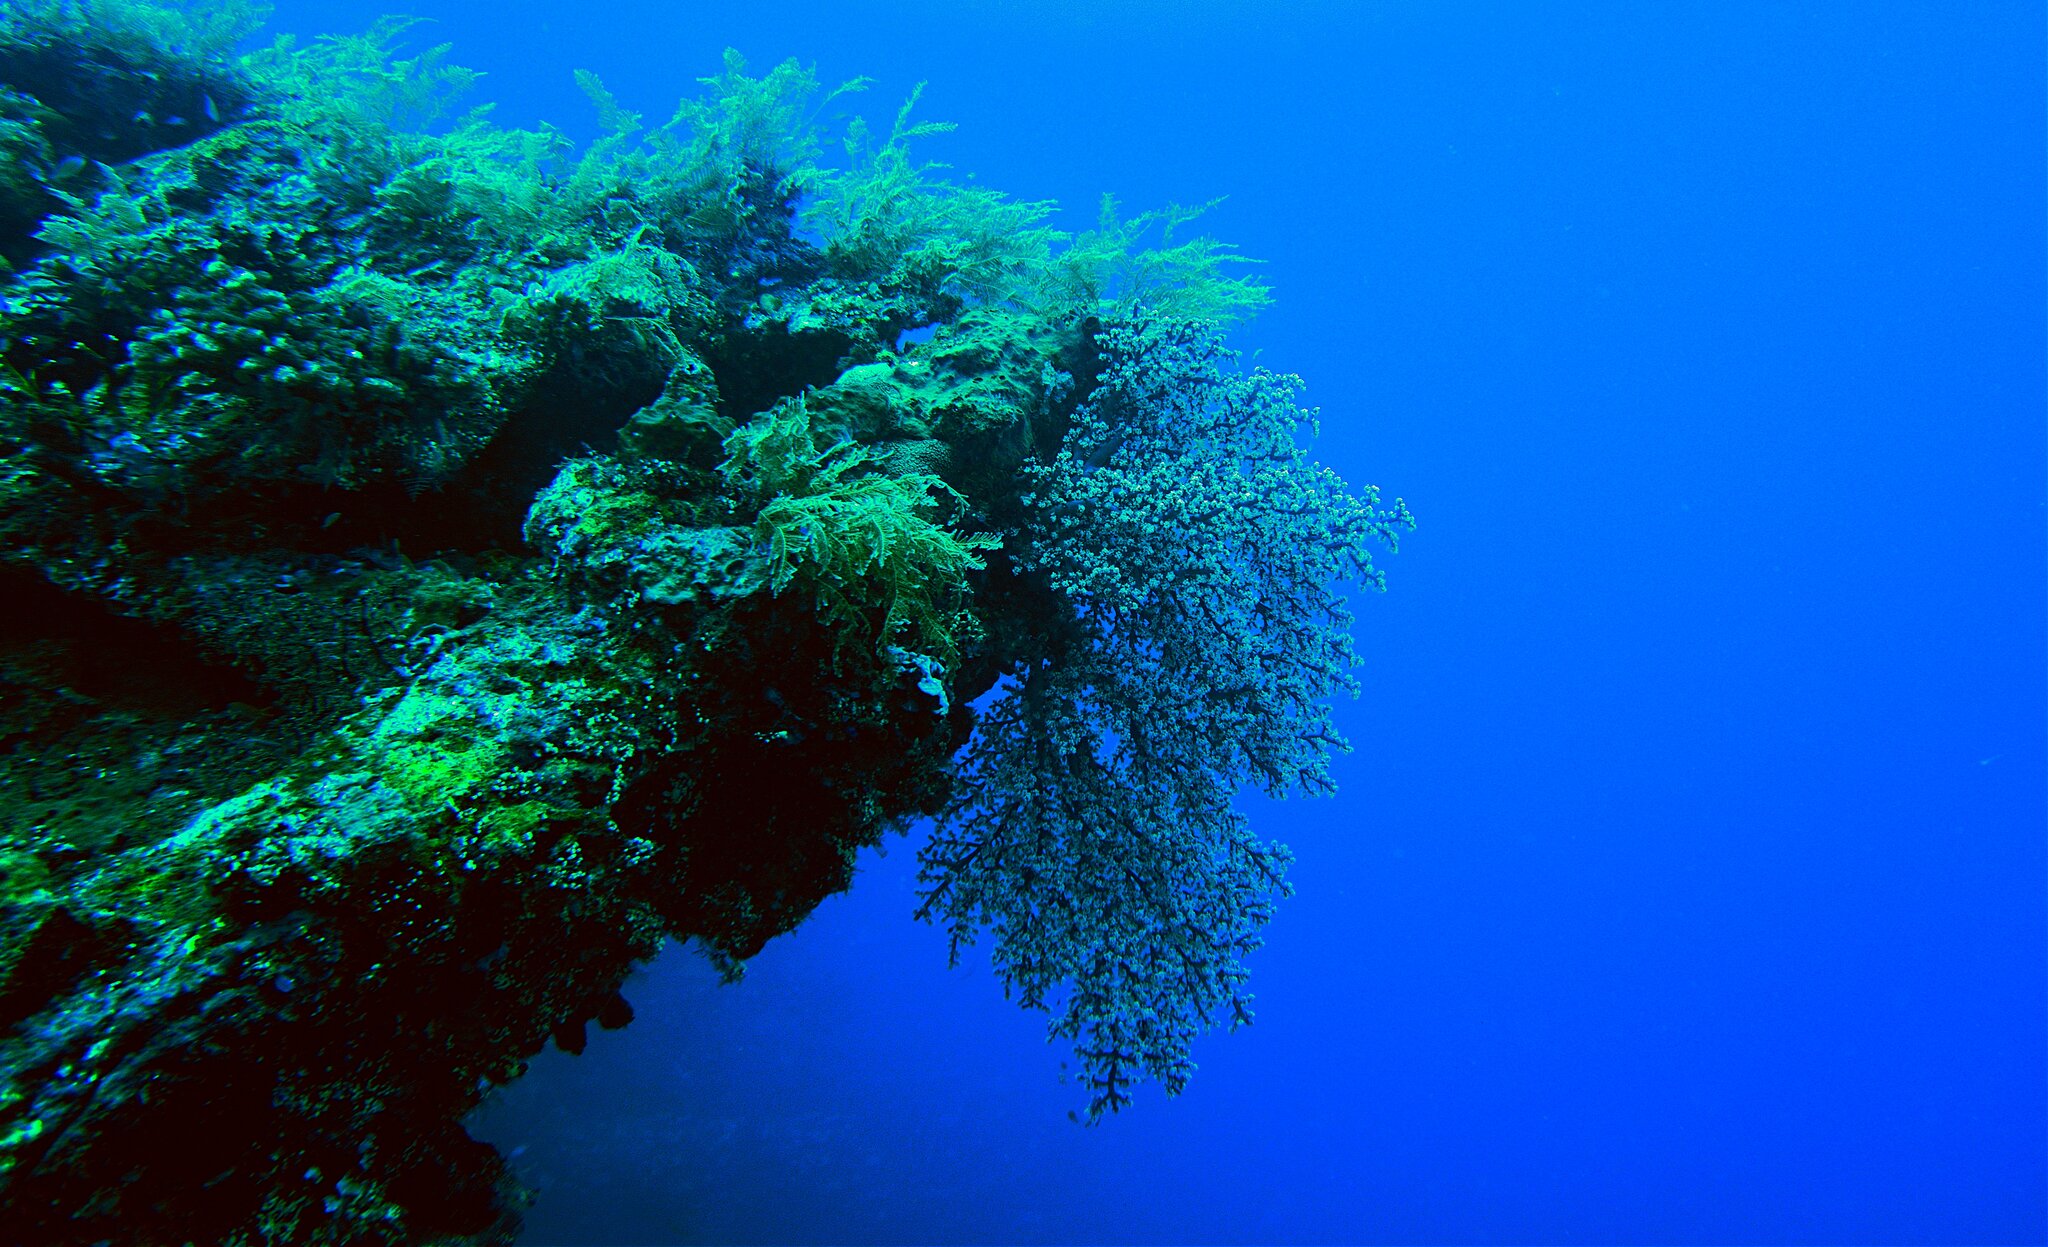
0;2;1411;1242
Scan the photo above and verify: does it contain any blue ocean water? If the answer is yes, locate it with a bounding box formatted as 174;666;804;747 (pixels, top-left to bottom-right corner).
274;2;2043;1242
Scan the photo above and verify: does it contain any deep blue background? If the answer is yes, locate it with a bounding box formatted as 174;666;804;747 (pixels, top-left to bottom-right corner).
274;2;2044;1242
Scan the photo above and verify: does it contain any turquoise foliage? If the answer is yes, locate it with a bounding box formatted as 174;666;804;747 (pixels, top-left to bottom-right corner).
919;316;1414;1119
0;13;1413;1237
1;121;537;499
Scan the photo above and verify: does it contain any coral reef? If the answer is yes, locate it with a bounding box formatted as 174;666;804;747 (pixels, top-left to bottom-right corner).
0;2;1409;1242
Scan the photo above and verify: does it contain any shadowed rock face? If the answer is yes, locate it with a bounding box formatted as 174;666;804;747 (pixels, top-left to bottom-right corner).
0;18;978;1242
0;13;1029;1242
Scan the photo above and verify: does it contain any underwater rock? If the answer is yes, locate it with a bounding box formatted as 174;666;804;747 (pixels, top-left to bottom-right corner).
0;5;1405;1244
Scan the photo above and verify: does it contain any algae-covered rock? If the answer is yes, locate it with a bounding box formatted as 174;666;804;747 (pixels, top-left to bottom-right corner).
0;4;1406;1243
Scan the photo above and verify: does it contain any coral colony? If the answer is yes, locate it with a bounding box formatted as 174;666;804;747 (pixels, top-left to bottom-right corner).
0;4;1408;1242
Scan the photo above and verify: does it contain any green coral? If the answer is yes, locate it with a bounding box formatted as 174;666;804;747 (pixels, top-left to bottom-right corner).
722;397;998;666
1034;194;1274;325
808;84;1060;322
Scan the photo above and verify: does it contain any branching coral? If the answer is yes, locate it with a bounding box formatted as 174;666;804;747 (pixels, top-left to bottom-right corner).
919;316;1412;1118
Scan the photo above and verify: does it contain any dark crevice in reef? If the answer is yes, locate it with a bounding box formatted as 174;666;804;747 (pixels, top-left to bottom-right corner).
0;30;249;268
416;353;681;554
0;906;132;1034
0;30;245;162
0;563;308;867
0;566;273;720
705;324;854;426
